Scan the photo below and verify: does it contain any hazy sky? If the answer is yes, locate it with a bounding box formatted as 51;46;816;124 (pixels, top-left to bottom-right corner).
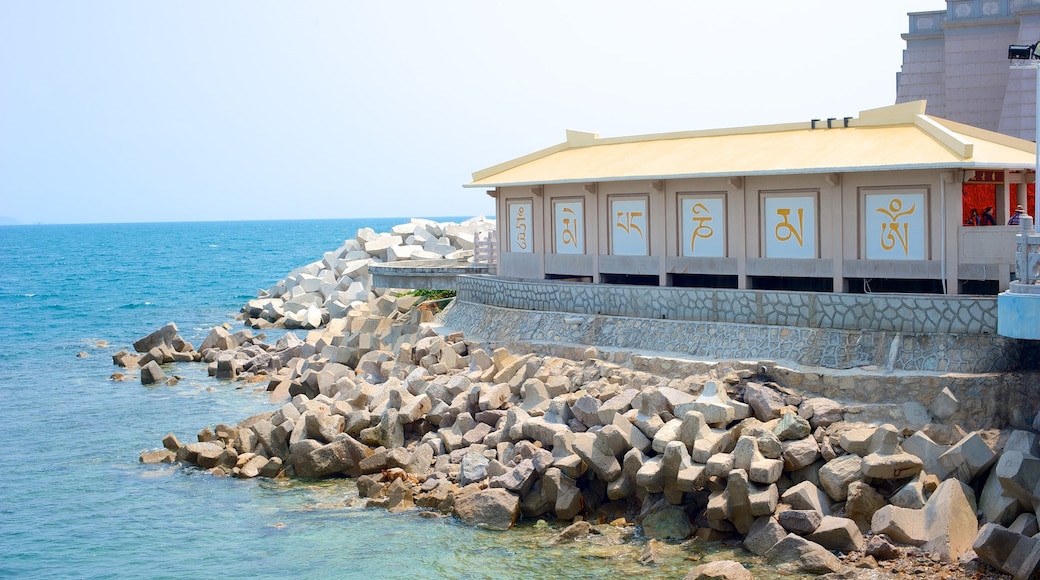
0;1;943;225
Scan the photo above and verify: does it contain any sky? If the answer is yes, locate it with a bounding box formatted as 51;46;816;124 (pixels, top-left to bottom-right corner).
0;1;944;225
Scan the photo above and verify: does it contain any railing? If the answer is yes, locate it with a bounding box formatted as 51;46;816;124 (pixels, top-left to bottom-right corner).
1014;216;1040;288
473;229;498;275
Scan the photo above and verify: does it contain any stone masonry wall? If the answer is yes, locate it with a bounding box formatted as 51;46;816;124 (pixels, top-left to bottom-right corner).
446;277;1035;374
456;276;997;334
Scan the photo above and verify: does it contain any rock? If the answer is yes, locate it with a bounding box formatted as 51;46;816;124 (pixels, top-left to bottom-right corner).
973;523;1040;579
860;424;922;480
778;509;822;535
200;325;237;352
731;436;783;484
569;395;602;428
995;450;1040;511
453;487;520;531
818;454;863;501
807;516;865;552
641;505;693;540
744;515;786;556
781;481;832;515
458;452;489;486
979;466;1024;526
922;478;979;562
839;427;876;456
489;458;537;495
781;436;820;471
871;504;926;546
773;411;811;441
845;481;887;533
683;560;752;580
929;387;959;421
215;353;238;380
140;360;166;385
133;322;179;353
139;449;175;464
901;430;947;476
763;534;844;574
597;388;638;424
679;380;735;427
359;408;404;449
865;534;902;561
573;432;622;482
386;477;414;512
934;430;997;482
799;397;843;428
548;520;592;544
743;382;786;422
1010;512;1039;536
889;475;928;509
290;434;369;479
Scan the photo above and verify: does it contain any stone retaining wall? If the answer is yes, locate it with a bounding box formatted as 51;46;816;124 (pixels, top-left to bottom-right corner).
456;276;997;334
445;277;1039;373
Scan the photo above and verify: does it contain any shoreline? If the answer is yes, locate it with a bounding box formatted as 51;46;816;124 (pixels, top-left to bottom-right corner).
124;217;1034;579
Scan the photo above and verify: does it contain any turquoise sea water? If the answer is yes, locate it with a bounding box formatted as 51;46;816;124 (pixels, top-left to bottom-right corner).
0;219;770;580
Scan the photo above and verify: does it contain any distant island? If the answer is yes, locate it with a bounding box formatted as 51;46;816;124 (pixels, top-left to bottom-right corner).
0;216;22;226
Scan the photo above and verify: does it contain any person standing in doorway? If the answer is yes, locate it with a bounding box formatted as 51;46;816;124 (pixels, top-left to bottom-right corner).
981;206;996;225
1009;204;1025;225
966;208;980;225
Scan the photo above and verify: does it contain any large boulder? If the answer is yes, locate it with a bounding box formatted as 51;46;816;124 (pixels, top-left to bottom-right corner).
922;478;979;562
140;360;167;385
453;487;520;531
642;505;694;540
133;322;179;353
764;534;844;574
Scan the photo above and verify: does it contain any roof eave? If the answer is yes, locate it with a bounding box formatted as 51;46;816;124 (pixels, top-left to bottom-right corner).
463;162;1036;189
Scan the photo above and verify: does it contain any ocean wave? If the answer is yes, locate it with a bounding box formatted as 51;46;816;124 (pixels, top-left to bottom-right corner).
118;302;156;310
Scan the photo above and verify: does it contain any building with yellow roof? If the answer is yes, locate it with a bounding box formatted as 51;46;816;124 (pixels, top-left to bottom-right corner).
467;101;1035;295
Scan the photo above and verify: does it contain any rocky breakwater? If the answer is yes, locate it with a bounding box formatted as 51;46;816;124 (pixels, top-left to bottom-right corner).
241;216;493;330
138;298;1040;577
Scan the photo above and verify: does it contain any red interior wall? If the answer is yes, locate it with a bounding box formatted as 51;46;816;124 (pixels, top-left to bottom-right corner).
962;184;995;224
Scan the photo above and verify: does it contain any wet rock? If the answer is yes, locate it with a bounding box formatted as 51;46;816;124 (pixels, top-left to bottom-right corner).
641;505;693;540
763;534;843;574
140;360;167;385
683;559;752;580
453;487;520;531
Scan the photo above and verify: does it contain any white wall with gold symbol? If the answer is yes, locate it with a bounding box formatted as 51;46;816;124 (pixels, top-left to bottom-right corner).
507;200;533;253
680;194;725;257
610;197;648;256
553;199;584;254
763;194;817;259
864;192;925;260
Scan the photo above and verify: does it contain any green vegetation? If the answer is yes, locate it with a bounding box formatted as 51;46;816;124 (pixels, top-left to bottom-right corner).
407;289;455;301
395;289;455;313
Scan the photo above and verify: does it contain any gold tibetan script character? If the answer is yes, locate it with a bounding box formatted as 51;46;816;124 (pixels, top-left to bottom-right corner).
689;202;714;252
561;207;579;248
513;206;527;250
775;207;804;246
876;198;915;256
615;211;644;239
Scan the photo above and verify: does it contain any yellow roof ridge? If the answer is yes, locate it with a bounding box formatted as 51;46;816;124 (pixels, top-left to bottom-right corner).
466;101;1036;187
469;102;933;183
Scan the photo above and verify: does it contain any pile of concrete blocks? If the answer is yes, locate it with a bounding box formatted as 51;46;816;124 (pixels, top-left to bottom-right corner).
240;217;493;330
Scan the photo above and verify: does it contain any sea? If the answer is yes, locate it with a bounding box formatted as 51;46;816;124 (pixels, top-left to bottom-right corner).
0;218;769;580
